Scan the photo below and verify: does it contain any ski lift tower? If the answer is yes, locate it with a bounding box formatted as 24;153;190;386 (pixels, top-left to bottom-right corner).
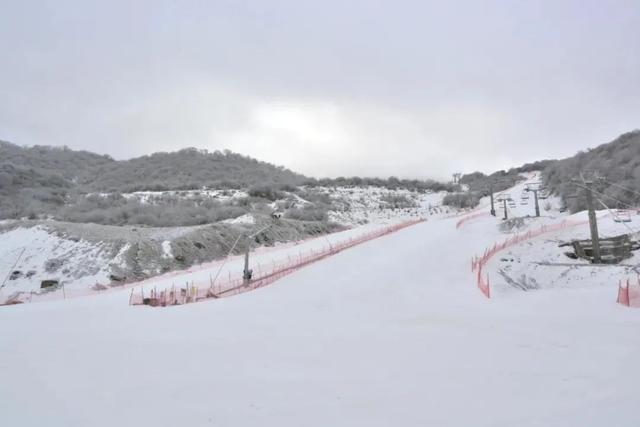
243;223;274;283
525;183;542;217
496;194;511;220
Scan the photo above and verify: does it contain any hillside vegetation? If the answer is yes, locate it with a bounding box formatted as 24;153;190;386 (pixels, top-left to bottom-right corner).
81;148;307;192
443;170;527;209
444;130;640;213
0;140;454;225
542;130;640;212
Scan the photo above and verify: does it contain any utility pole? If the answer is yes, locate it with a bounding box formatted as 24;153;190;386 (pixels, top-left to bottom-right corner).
489;182;496;216
488;178;513;217
585;181;601;263
243;249;253;282
525;187;540;217
496;195;509;220
242;224;273;283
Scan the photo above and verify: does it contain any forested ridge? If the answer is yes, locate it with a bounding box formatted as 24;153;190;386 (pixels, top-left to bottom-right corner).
0;141;453;224
542;130;640;212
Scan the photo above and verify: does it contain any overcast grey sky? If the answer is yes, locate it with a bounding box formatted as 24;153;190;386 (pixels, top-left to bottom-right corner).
1;0;638;180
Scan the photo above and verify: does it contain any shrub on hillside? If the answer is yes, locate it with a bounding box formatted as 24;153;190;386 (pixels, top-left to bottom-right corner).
284;205;328;222
379;194;417;209
248;185;285;201
442;192;481;209
542;131;640;212
55;195;250;227
296;190;333;207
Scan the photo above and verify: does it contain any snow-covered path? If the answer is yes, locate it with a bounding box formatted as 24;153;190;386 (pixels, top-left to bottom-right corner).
1;215;639;426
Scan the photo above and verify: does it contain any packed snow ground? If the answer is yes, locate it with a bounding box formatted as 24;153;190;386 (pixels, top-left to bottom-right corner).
1;176;639;426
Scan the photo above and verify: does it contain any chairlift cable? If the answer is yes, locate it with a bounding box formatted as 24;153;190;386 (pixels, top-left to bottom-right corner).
571;181;638;210
596;178;640;199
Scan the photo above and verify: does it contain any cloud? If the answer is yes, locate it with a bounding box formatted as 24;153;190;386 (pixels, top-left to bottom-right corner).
215;97;514;180
0;0;638;180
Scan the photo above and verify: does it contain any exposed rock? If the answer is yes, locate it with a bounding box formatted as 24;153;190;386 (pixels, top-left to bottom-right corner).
109;273;126;282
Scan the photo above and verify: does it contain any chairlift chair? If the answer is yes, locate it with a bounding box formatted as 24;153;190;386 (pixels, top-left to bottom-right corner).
614;210;632;223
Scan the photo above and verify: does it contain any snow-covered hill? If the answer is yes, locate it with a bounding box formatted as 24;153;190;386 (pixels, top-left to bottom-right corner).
1;172;639;426
0;185;451;300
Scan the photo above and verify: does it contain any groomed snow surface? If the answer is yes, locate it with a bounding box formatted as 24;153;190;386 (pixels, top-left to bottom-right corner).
1;182;640;426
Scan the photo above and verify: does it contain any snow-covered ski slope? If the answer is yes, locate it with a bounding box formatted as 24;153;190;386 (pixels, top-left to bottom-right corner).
1;177;639;426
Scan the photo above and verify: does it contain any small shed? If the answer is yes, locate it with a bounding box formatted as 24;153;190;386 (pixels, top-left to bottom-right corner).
41;279;60;289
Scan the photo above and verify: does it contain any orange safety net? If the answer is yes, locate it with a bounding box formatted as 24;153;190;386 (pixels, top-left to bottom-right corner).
130;219;426;307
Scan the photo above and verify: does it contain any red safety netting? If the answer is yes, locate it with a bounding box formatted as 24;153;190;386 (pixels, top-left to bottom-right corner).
477;268;490;298
617;278;640;308
456;211;492;229
129;218;426;307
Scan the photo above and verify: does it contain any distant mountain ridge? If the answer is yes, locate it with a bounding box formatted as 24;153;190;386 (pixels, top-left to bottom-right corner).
5;130;638;220
0;141;308;220
0;141;306;192
0;140;454;224
0;140;114;181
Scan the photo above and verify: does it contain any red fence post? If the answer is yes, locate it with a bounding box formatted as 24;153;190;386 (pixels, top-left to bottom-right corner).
616;279;631;307
486;275;491;298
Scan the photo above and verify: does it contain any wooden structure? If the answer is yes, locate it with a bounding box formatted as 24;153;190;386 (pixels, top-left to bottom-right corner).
562;234;638;264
